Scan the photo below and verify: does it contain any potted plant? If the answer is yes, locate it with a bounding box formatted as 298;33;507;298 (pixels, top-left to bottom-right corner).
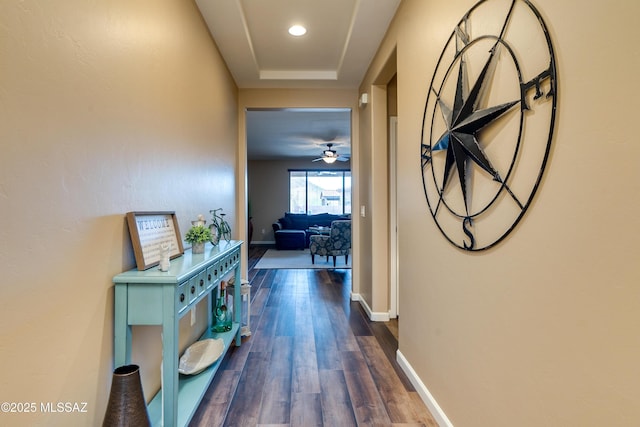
185;218;212;254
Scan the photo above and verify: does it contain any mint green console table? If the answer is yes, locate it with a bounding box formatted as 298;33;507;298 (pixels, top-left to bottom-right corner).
113;240;243;427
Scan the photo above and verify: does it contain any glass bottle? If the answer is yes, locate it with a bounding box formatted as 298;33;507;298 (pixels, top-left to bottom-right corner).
212;287;231;332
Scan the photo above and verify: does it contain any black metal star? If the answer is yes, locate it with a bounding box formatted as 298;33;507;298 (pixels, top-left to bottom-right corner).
432;44;519;216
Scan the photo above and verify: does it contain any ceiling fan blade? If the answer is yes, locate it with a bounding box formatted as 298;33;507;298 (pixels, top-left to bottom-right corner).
336;157;350;162
312;157;324;162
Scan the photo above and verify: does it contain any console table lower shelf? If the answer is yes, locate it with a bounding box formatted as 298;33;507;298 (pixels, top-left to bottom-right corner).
146;324;239;426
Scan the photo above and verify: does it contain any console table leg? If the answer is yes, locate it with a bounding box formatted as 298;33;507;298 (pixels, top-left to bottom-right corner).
114;284;131;368
162;284;178;426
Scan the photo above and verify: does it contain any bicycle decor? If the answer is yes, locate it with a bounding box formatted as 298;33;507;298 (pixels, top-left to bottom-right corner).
209;208;232;246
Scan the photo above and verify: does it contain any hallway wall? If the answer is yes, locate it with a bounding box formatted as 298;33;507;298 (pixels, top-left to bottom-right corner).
0;1;238;425
361;0;640;425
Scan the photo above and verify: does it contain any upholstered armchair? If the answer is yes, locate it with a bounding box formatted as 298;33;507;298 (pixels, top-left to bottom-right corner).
309;220;351;266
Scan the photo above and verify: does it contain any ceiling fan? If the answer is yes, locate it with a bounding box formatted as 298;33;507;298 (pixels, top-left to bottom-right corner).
312;143;349;164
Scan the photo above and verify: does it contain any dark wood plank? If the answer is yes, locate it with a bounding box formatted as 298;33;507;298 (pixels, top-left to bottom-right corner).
250;286;270;320
408;392;440;427
221;334;253;372
292;279;321;393
312;271;359;352
271;272;297;338
348;300;375;337
189;246;437;427
249;305;278;353
188;369;239;427
290;392;323;427
326;300;359;351
357;335;437;426
368;319;415;391
220;351;270;427
318;369;357;427
258;336;293;425
341;350;392;426
309;279;343;371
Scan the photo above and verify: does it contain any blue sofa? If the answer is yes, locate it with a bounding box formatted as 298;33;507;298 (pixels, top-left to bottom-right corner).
272;212;350;250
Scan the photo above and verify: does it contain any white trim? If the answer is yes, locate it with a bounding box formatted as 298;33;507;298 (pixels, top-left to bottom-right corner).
389;116;398;319
351;293;390;321
396;350;454;427
260;70;337;80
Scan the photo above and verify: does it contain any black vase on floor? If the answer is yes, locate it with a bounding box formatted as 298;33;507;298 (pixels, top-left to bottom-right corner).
103;365;151;427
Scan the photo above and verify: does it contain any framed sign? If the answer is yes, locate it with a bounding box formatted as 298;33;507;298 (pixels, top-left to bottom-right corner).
126;211;184;270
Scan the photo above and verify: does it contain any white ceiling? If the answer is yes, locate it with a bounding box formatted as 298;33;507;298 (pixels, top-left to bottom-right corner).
195;0;400;160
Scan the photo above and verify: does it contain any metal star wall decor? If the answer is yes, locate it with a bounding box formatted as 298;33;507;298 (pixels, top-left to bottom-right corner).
421;0;557;251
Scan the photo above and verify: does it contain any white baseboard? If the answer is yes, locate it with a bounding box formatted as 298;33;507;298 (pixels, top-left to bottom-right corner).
351;293;390;322
251;240;275;245
396;350;454;427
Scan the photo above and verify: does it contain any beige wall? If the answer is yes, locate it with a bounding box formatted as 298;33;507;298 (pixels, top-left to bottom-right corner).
0;1;238;425
248;159;351;244
360;0;640;425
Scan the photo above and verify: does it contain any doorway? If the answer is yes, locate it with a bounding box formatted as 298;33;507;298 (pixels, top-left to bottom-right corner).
245;108;352;249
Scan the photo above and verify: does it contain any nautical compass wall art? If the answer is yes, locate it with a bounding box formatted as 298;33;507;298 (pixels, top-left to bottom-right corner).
420;0;557;251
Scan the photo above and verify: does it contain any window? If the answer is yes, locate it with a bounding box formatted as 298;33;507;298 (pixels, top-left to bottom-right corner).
289;170;351;215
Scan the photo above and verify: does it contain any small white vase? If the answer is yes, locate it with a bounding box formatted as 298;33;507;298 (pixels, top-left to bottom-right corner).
158;242;171;271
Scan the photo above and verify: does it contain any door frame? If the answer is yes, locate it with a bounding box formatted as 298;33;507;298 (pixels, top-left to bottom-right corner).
389;116;398;319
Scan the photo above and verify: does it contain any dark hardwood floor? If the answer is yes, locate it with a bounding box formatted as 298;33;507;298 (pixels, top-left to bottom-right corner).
190;245;437;427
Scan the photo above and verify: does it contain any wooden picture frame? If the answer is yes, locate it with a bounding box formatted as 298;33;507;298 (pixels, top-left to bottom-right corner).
126;211;184;270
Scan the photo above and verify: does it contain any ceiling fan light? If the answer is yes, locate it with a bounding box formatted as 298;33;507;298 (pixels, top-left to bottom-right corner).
322;156;337;164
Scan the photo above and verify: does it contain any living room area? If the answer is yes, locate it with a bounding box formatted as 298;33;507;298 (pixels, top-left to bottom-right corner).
247;108;353;271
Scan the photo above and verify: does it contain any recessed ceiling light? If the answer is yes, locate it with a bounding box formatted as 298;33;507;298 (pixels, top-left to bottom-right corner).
288;25;307;36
